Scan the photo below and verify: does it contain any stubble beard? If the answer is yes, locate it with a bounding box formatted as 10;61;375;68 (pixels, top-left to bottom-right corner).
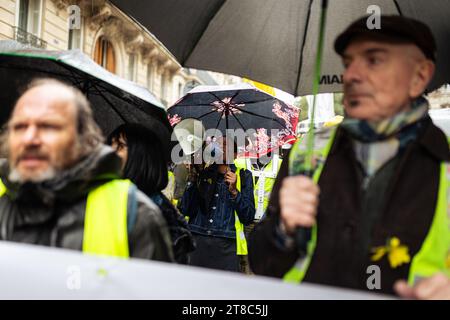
8;165;59;183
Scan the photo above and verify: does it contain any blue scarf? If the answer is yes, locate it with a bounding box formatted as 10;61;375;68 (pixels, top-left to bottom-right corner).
341;97;429;178
341;97;429;144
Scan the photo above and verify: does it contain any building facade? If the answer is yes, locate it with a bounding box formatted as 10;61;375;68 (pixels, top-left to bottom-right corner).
0;0;240;107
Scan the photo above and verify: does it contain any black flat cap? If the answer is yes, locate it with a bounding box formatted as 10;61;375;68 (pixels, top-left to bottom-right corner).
334;15;436;61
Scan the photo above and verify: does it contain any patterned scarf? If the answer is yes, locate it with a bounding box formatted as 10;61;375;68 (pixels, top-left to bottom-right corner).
341;97;429;178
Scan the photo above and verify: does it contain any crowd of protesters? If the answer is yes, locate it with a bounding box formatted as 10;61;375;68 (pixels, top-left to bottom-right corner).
0;15;449;299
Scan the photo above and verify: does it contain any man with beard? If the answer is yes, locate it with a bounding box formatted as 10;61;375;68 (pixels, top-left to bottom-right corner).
248;15;450;299
0;78;173;262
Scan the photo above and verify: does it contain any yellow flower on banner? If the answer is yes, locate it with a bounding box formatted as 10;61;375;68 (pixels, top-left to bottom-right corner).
371;246;387;261
371;237;411;269
388;242;411;268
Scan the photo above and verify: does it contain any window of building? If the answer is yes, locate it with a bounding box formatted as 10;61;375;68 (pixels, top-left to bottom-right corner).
17;0;42;35
93;37;116;74
15;0;45;48
18;0;28;31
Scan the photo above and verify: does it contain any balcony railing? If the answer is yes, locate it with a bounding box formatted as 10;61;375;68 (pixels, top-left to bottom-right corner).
13;27;47;49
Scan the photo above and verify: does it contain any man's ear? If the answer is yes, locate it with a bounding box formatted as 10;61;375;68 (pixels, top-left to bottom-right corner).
409;60;435;99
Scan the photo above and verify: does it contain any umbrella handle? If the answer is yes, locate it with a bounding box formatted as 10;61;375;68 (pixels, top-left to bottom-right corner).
294;169;313;257
295;227;312;258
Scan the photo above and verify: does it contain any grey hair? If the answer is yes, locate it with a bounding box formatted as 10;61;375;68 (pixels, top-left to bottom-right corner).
1;78;104;159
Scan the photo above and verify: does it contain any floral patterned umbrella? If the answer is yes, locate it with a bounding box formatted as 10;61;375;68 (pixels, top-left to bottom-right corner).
168;83;298;157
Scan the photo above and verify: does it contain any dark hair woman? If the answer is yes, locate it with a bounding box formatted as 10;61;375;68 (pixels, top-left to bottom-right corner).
108;123;195;264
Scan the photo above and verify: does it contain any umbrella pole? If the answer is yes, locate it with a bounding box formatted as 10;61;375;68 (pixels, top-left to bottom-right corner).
295;0;329;258
304;0;328;174
226;110;229;131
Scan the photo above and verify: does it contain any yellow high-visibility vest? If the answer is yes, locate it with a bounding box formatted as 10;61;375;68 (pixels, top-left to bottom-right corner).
235;167;248;255
164;170;177;206
0;179;132;258
235;156;282;220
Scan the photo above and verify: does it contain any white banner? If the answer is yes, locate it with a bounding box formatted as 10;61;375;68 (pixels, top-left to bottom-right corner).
0;241;392;300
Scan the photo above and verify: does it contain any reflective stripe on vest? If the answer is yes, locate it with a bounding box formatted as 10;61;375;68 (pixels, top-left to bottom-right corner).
283;128;450;284
235;167;248;255
0;178;131;258
252;157;282;220
0;182;5;197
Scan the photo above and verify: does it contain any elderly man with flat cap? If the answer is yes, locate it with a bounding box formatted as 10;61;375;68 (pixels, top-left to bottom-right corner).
249;15;450;299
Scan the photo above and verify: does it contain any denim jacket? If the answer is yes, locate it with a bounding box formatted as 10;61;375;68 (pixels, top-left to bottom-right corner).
149;192;196;264
181;164;255;239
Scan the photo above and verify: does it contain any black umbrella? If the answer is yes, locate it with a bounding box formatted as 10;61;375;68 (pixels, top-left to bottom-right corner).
0;40;172;152
110;0;450;96
168;83;298;157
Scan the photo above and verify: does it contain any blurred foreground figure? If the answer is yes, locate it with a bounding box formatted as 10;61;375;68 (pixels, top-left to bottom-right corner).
0;78;173;262
249;15;450;299
108;124;195;264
